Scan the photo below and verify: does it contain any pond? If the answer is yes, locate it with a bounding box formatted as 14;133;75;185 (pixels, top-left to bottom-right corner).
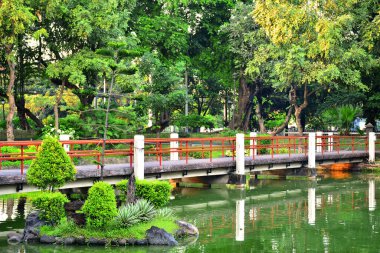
1;173;380;252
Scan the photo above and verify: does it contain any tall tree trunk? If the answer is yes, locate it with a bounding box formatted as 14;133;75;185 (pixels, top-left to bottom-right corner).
294;84;308;136
5;45;16;141
254;80;267;133
229;70;255;131
54;81;65;131
16;37;29;130
15;97;30;130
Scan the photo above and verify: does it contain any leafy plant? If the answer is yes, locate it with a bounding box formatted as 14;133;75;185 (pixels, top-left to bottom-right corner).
135;199;156;222
115;179;172;208
32;192;69;225
82;181;117;228
115;204;141;228
322;105;362;135
26;136;76;191
156;207;174;219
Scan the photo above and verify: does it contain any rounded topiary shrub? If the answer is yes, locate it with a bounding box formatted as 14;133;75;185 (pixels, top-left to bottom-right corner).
82;181;117;228
27;136;76;191
32;192;69;225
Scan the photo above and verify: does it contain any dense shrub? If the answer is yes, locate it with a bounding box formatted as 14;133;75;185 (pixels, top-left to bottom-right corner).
32;192;69;225
27;136;76;191
82;181;117;228
116;179;172;208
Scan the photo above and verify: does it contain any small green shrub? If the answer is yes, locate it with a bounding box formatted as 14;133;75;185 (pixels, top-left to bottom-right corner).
82;181;117;228
135;199;156;221
115;199;156;228
32;192;69;225
116;179;172;208
27;136;76;191
156;207;174;218
115;204;141;228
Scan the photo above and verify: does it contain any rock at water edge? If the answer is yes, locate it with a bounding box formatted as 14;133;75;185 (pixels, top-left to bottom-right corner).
146;226;178;246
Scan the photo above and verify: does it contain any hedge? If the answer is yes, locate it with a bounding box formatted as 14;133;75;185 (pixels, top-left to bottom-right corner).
116;179;172;208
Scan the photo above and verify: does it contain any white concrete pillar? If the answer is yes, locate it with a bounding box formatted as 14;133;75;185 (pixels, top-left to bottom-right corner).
316;131;323;153
134;135;145;180
369;180;376;212
170;133;179;161
249;132;257;157
369;132;376;163
308;133;316;169
235;199;245;241
308;187;316;225
236;133;245;175
328;132;334;152
59;134;71;152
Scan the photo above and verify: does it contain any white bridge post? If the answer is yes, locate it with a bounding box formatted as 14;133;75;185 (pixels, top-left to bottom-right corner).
250;132;257;157
308;133;316;170
316;131;323;153
328;132;334;152
134;135;145;180
369;132;376;163
170;133;179;161
59;134;71;152
235;133;246;185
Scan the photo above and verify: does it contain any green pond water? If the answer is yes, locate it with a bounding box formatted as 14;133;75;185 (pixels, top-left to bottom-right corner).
1;173;380;252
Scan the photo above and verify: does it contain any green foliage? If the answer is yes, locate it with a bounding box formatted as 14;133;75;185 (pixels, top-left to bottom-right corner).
115;199;156;228
32;192;69;225
115;179;172;208
115;204;141;228
173;113;217;130
135;199;156;222
322;105;363;135
187;151;210;159
26;136;76;191
82;181;117;228
220;129;238;137
40;217;178;240
156;207;175;219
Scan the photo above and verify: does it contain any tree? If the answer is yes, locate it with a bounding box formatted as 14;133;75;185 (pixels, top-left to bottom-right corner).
0;0;35;140
27;136;76;191
95;41;137;179
252;0;376;135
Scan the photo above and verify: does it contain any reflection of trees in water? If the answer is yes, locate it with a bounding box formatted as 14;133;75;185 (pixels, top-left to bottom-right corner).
6;199;14;220
0;197;30;231
172;181;378;252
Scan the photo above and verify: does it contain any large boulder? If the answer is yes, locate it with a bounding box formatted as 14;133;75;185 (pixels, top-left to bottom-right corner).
23;211;46;243
7;232;23;245
40;235;56;244
146;226;178;246
175;220;199;238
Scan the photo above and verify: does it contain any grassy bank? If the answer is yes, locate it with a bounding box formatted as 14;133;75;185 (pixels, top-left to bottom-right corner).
40;217;179;240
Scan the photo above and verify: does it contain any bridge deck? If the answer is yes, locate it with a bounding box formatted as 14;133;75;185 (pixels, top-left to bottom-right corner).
0;151;368;187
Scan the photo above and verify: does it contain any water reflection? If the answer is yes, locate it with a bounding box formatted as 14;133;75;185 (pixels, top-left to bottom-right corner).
235;198;245;242
2;178;380;253
308;187;316;225
369;179;376;211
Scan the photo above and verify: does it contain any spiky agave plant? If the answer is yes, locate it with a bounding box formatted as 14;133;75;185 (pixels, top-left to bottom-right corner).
115;204;141;228
156;207;174;218
135;199;156;222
